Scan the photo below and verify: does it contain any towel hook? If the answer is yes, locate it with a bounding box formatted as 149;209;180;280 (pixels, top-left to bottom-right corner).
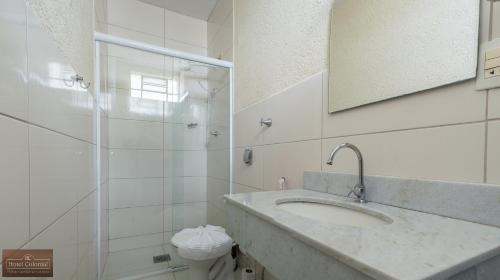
71;74;90;89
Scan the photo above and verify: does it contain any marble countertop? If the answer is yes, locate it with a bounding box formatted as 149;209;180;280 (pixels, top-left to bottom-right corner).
225;189;500;280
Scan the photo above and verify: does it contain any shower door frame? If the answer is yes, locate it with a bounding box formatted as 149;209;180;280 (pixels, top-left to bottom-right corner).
94;32;234;280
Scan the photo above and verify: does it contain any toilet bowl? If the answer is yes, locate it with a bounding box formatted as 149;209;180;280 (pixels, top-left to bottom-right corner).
171;225;233;280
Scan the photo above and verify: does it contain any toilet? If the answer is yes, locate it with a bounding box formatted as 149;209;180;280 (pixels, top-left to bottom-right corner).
171;225;233;280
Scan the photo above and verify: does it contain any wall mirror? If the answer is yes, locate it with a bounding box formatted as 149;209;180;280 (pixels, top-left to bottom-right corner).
329;0;480;113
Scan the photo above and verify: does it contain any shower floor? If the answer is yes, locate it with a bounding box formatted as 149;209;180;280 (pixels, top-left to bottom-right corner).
102;244;238;280
102;244;186;280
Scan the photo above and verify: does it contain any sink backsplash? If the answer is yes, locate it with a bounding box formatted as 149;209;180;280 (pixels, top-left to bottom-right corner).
304;171;500;228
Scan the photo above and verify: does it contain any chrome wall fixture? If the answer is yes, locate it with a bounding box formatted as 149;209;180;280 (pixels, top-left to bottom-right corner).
210;130;219;136
260;117;272;127
65;74;91;89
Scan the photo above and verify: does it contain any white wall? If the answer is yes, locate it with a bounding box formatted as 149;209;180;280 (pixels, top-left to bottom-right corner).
232;0;500;198
0;1;97;278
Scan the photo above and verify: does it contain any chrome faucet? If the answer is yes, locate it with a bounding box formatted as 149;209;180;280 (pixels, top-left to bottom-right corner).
326;143;366;203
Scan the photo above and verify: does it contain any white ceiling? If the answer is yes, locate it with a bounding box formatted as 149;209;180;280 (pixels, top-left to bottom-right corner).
138;0;218;20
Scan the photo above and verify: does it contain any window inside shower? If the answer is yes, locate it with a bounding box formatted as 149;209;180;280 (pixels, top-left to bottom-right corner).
98;41;231;279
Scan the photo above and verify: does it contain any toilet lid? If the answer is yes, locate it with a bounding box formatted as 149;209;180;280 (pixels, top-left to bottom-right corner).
171;225;233;261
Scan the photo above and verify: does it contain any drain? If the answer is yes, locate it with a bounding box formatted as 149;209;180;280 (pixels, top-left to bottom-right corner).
153;254;171;264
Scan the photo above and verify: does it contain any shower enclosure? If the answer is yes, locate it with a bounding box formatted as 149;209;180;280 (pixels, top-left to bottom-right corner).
94;33;233;280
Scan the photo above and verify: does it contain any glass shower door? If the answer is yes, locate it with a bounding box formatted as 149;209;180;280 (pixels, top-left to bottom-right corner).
99;41;230;279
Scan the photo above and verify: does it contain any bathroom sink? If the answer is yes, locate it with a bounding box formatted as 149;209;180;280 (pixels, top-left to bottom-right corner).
276;198;393;228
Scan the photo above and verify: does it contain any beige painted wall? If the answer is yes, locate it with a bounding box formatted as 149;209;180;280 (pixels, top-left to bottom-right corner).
234;0;335;112
232;0;500;194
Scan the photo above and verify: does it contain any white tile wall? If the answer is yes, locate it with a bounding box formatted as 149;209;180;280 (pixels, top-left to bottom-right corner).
208;0;233;60
28;10;94;143
262;72;322;144
492;1;500;39
172;202;207;230
109;118;163;149
262;140;322;190
24;206;79;280
0;0;28;120
109;149;163;178
322;123;486;183
323;74;486;138
206;0;232;230
107;88;164;122
105;0;208;56
109;178;164;208
207;204;227;228
207;177;230;210
107;56;164;91
29;125;94;236
207;27;232;230
233;183;261;194
164;150;207;177
77;192;97;279
164;122;207;150
107;24;164;65
233;146;264;189
164;39;207;56
164;205;173;232
109;205;164;238
0;115;29;251
232;70;492;194
487;121;500;184
165;9;207;48
109;233;164;253
107;0;164;37
207;149;230;180
167;176;207;204
165;98;208;125
208;14;233;61
489;88;500;120
233;101;266;147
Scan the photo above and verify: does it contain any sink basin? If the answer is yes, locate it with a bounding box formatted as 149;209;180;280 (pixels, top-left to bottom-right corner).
276;198;393;228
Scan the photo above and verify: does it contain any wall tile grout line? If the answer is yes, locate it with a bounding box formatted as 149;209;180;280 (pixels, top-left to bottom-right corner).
23;188;97;248
235;119;489;151
0;111;96;146
234;70;327;114
25;0;31;244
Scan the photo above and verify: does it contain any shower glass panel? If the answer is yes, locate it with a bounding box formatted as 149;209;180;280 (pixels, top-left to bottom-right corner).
99;41;231;280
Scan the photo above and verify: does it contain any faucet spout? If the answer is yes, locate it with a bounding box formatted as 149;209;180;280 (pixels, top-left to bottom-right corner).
326;143;365;203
